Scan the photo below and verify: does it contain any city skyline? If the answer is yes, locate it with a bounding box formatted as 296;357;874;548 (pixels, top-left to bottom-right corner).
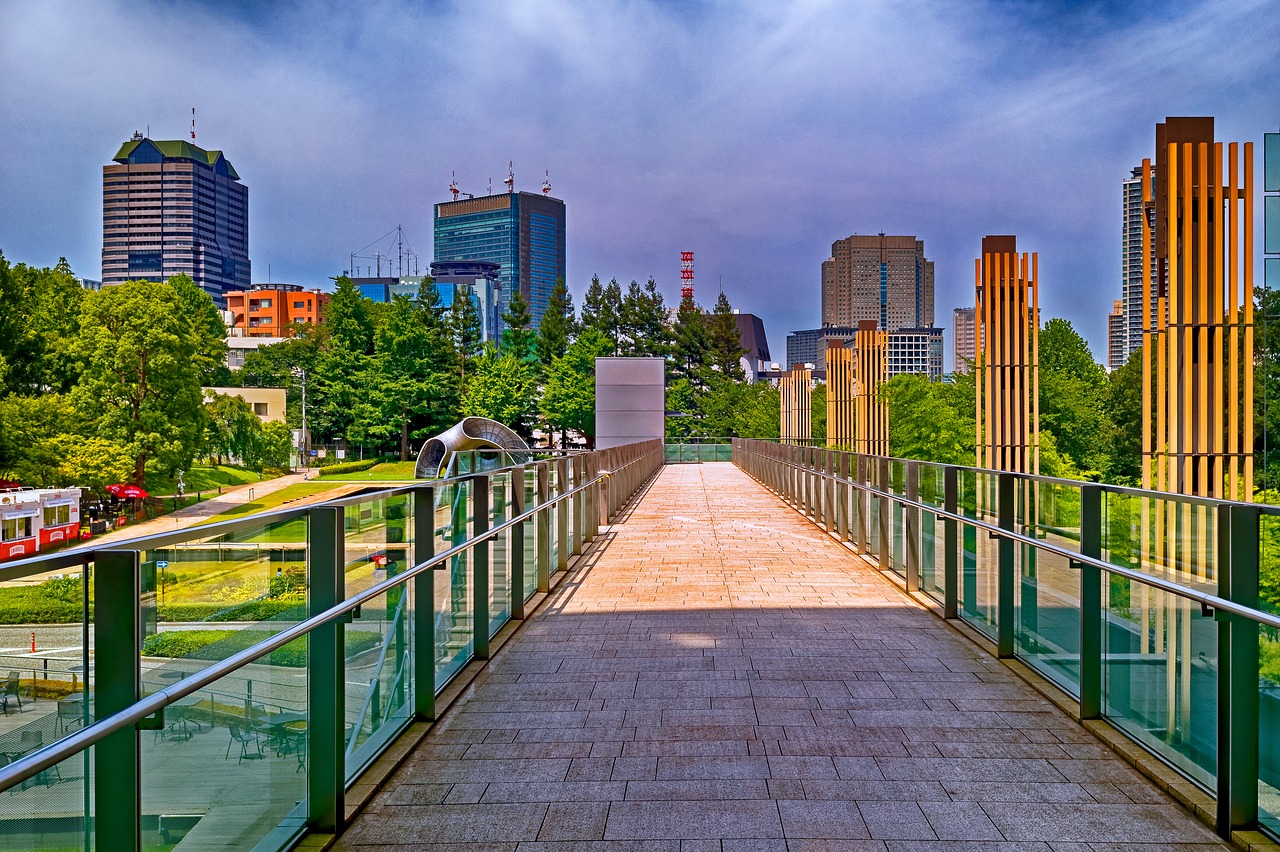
2;1;1278;370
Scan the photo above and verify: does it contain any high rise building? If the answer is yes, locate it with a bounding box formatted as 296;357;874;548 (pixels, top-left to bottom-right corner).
102;132;249;304
821;233;934;331
952;307;976;373
1107;299;1126;371
887;327;943;379
1122;164;1157;361
225;283;329;338
432;191;565;331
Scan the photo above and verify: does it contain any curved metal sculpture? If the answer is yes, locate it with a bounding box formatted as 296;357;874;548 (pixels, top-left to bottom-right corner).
414;417;532;478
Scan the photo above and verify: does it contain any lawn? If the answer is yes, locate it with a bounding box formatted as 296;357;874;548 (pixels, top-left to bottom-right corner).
145;464;271;496
319;461;420;481
198;482;342;522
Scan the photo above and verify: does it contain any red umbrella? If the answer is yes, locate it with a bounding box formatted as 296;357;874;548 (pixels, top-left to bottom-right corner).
104;483;128;497
120;485;149;500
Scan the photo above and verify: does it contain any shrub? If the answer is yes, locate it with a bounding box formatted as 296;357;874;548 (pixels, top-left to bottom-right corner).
316;458;384;477
156;599;305;623
141;628;382;667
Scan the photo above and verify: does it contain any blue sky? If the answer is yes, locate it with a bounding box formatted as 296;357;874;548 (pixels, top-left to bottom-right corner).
1;0;1277;369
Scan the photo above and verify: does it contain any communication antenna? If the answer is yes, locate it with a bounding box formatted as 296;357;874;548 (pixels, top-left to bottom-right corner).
542;171;551;195
487;178;493;195
190;108;196;141
504;161;515;193
681;251;694;301
449;171;459;200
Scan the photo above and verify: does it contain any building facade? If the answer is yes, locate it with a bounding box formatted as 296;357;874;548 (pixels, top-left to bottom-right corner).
886;327;943;379
102;133;249;304
1107;299;1126;372
433;191;565;330
429;261;503;343
821;234;934;331
952;306;976;373
225;283;328;338
734;312;772;383
1122;164;1157;362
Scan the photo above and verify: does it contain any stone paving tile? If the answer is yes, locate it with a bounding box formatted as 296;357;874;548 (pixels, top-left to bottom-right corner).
341;464;1226;849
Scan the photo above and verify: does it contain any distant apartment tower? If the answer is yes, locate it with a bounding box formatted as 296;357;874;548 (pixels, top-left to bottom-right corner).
433;190;565;331
887;327;943;379
102;133;249;304
821;233;934;330
226;283;329;338
1122;163;1157;361
952;307;976;373
1107;300;1126;371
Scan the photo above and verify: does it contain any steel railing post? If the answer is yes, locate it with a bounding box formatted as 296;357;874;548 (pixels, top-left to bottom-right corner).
1218;503;1261;837
877;458;890;572
471;474;491;660
412;487;436;720
1079;484;1102;720
510;466;526;621
905;461;920;592
308;505;346;833
997;472;1016;658
824;449;836;533
95;549;142;851
854;454;867;552
837;452;851;542
943;467;958;619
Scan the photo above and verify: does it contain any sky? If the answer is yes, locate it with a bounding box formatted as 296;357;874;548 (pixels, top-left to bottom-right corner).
2;0;1278;370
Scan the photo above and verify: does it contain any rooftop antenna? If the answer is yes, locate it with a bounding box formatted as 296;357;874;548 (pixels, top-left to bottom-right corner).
487;178;493;195
504;161;514;193
449;171;459;201
542;170;551;195
681;251;694;301
191;107;196;142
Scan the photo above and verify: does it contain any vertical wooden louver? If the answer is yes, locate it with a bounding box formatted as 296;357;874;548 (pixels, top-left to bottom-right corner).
975;235;1040;474
825;341;855;449
780;364;812;445
852;320;889;456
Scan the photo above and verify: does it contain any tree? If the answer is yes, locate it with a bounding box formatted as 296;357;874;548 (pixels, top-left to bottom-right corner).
168;273;230;385
1103;347;1144;484
879;373;975;465
1256;285;1280;492
0;255;85;395
811;382;827;443
325;276;375;356
0;393;78;481
671;292;709;383
627;278;669;358
448;286;483;383
53;435;133;495
501;289;537;362
72;279;207;484
204;392;264;466
461;346;539;439
541;329;613;447
259;421;294;470
536;278;576;365
1038;318;1108;476
707;291;746;380
581;275;621;352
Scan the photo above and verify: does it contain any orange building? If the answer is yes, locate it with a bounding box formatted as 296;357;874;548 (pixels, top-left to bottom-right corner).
226;283;329;337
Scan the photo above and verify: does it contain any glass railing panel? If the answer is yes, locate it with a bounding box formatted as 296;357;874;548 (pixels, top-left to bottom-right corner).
434;480;473;688
522;469;538;602
0;749;91;851
865;463;882;558
1260;511;1280;619
957;469;998;638
1261;620;1280;837
140;641;308;851
1017;480;1083;696
548;467;561;571
488;473;511;635
917;464;946;604
887;461;906;578
340;492;414;778
1102;577;1217;790
1102;491;1218;589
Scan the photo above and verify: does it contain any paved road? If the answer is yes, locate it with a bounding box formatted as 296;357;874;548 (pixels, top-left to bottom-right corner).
337;462;1226;850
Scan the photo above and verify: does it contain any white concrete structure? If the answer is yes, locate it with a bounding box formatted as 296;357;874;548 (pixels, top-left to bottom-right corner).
595;358;665;450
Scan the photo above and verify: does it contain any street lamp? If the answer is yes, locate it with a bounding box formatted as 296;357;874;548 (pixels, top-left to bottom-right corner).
292;367;308;471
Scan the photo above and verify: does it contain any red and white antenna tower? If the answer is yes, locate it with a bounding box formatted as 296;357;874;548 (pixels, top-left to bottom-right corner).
542;170;551;195
504;161;514;193
449;171;459;200
680;251;694;300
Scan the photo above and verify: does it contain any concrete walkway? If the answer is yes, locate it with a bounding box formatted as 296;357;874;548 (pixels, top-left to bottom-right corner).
338;462;1226;850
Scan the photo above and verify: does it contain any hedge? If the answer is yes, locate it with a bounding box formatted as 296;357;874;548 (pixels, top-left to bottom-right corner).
157;599;305;623
316;457;389;476
142;628;382;668
0;589;307;625
0;585;86;624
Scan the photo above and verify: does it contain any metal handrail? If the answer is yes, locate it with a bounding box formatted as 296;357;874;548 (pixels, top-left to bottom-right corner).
0;449;660;792
755;450;1280;632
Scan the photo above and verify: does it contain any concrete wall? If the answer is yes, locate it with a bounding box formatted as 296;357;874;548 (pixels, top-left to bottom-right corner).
595;357;664;450
204;386;288;424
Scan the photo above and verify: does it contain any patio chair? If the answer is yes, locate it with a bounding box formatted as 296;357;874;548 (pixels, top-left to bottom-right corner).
226;723;263;763
55;697;84;734
0;672;22;714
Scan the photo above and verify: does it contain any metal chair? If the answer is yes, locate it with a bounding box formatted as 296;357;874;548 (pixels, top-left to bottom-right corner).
226;723;263;763
0;672;22;715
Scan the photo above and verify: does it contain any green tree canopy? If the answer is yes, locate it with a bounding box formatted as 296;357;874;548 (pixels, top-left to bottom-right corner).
501;288;537;363
1038;318;1107;476
325;276;375;356
707;291;746;380
540;328;614;447
461;346;539;439
72;279;207;484
879;373;975;465
536;278;576;365
581;275;621;352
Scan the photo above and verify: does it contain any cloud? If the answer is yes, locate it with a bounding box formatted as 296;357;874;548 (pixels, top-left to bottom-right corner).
1;0;1277;367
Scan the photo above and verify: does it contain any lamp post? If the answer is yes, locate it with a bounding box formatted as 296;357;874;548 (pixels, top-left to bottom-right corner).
292;367;308;471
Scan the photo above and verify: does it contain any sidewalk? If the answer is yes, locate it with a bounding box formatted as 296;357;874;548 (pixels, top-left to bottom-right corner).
67;472;355;548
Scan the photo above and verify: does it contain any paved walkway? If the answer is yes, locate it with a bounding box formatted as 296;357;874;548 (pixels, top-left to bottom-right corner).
338;463;1226;850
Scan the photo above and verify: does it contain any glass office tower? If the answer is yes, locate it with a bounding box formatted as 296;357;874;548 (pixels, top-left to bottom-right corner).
432;191;566;330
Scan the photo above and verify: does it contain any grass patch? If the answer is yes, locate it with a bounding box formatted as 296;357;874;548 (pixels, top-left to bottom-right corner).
320;461;419;481
199;482;342;523
0;583;86;624
142;628;382;667
145;465;269;496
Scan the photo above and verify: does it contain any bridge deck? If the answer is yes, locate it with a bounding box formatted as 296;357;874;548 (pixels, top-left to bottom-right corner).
337;462;1225;850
